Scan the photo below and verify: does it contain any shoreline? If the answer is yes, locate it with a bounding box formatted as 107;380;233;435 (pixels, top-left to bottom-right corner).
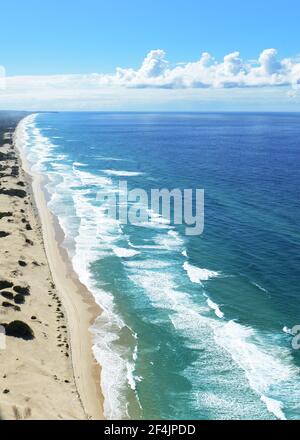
14;116;104;420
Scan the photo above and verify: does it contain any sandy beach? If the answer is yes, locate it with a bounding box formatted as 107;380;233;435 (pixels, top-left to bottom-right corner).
0;114;104;420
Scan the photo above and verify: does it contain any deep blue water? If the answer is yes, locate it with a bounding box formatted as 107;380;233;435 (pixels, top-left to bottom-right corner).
19;112;300;420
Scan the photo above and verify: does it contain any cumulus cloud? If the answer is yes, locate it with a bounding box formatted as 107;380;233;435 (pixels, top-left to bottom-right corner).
90;48;300;89
1;48;300;110
3;48;300;92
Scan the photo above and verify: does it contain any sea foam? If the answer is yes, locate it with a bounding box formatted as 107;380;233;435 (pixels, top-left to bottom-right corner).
113;247;140;258
183;262;220;283
206;298;224;319
102;169;144;177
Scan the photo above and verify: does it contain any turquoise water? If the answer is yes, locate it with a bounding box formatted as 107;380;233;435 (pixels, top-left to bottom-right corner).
19;112;300;420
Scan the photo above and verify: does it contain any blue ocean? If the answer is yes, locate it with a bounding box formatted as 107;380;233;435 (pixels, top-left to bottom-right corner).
20;112;300;420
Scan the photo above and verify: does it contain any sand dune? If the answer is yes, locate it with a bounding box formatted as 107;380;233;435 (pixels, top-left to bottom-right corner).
0;116;103;420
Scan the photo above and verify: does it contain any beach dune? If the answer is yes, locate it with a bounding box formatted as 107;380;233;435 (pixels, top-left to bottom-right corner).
0;114;103;420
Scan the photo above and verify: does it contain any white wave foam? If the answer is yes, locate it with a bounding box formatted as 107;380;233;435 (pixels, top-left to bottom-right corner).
128;247;298;421
71;191;141;419
183;262;220;284
137;221;171;230
154;230;184;249
102;169;144;177
148;210;170;225
283;326;293;335
206;298;224;319
113;247;140;258
91;309;139;419
128;242;166;250
96;156;127;162
124;260;172;269
261;395;286;420
73;168;112;186
15;114;56;176
253;282;269;294
126;342;142;396
214;320;297;420
128;271;189;311
51;162;70;172
73;161;88;167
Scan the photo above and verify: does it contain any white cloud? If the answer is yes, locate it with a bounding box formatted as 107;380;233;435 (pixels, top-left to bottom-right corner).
258;48;281;75
4;48;300;91
92;47;300;89
0;65;5;90
1;48;300;110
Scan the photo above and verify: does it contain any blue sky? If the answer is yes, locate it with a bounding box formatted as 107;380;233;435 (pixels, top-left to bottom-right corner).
0;0;300;110
0;0;299;75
